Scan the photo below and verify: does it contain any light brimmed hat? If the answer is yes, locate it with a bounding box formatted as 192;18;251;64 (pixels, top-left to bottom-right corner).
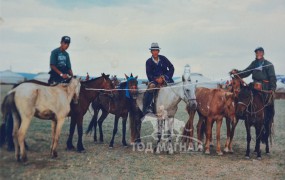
149;42;161;50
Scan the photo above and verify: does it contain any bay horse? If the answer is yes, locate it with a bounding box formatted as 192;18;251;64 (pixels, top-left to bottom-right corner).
182;87;236;155
129;65;197;154
236;84;264;159
86;74;138;148
66;73;114;152
1;77;81;162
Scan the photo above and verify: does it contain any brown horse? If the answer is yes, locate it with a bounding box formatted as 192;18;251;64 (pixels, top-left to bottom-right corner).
66;73;114;152
86;74;138;148
183;87;236;155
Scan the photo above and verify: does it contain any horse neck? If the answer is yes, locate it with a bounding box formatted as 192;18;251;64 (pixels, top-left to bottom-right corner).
65;81;77;102
156;83;182;113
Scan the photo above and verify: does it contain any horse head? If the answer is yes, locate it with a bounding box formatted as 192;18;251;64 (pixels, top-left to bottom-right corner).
125;73;138;99
182;65;197;110
224;92;237;124
236;85;252;117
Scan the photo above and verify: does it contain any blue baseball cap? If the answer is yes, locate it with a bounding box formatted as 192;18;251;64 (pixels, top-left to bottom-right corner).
61;36;71;44
254;47;264;53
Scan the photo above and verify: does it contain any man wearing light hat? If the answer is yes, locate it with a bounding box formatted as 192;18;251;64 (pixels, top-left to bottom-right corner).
48;36;73;84
143;42;175;115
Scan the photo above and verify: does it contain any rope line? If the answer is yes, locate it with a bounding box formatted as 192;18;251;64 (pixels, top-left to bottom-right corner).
84;64;274;91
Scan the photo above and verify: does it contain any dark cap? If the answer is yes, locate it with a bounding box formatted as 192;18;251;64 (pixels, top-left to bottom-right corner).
254;47;264;53
61;36;71;44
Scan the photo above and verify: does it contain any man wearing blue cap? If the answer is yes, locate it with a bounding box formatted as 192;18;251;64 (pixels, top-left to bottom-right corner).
231;47;276;147
48;36;73;84
231;47;276;91
143;42;175;115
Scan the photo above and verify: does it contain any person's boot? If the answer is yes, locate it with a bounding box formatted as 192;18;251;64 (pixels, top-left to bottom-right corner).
143;91;154;115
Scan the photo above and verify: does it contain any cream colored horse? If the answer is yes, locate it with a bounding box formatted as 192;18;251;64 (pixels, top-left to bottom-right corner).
1;77;81;162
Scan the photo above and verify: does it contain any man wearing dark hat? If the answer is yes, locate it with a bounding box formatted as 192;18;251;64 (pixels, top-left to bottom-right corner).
48;36;73;84
143;42;175;115
231;47;276;141
231;47;276;92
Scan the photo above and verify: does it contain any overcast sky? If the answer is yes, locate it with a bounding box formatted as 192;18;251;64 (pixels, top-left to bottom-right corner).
0;0;284;80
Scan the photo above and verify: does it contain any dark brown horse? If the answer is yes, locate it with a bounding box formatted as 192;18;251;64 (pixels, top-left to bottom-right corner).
86;74;138;148
66;73;114;152
236;84;265;159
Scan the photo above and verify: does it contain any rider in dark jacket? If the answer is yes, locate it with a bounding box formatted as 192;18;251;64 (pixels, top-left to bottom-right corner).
232;47;276;130
143;43;175;115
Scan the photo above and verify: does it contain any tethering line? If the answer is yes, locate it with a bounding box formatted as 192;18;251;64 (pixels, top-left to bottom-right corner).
85;64;273;91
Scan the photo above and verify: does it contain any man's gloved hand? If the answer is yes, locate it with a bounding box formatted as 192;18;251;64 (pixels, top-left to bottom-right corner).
62;74;69;79
155;76;165;85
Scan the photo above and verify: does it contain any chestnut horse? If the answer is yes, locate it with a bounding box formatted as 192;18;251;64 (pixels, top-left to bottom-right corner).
183;87;236;155
66;73;114;152
86;74;138;148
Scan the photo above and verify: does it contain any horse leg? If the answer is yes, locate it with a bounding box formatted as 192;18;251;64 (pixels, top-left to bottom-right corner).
228;119;239;153
224;118;231;153
245;122;251;159
216;119;223;155
12;114;20;162
122;117;128;147
205;118;212;155
109;116;119;148
255;125;262;160
167;117;174;154
210;120;214;147
51;118;65;158
155;120;163;154
76;115;85;152
17;116;32;162
187;110;195;151
66;116;76;150
196;116;204;152
91;109;99;142
50;120;57;154
98;110;108;143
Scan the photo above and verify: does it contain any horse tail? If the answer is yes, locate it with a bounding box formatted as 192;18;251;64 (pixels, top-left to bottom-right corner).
128;101;142;143
270;122;274;146
0;92;18;147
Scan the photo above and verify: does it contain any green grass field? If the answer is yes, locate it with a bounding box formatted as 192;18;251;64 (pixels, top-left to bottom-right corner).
0;84;284;179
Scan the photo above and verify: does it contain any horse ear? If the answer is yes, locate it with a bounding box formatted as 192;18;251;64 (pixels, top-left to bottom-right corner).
125;74;129;79
182;75;185;82
130;73;133;77
135;76;138;79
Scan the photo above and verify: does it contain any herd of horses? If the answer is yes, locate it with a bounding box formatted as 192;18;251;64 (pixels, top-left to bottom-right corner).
0;66;274;162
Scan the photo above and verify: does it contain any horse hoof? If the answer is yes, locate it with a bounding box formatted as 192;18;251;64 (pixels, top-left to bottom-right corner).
224;147;229;153
22;155;28;163
217;151;223;156
205;150;210;155
245;156;250;159
66;146;75;151
77;149;86;153
16;155;21;162
257;157;262;160
266;152;270;156
52;151;58;158
122;144;129;148
188;147;194;152
197;145;203;152
109;145;114;149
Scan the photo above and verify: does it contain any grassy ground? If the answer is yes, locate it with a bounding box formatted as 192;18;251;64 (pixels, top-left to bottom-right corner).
0;84;284;179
